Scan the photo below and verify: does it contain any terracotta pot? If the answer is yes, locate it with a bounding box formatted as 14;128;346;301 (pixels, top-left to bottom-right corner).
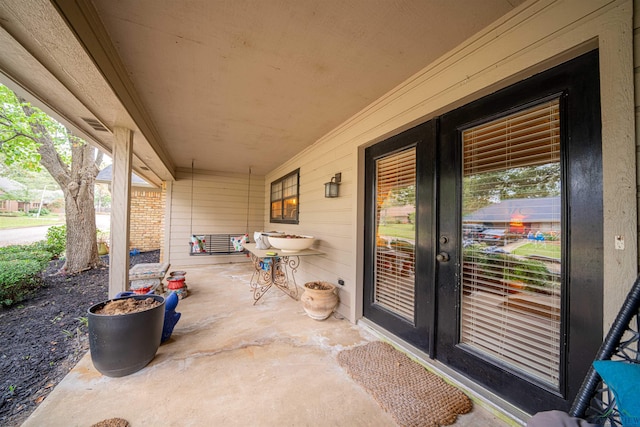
87;294;165;377
301;281;339;320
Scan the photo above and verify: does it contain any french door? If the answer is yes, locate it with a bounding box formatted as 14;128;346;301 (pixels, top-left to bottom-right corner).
364;50;602;413
363;120;436;352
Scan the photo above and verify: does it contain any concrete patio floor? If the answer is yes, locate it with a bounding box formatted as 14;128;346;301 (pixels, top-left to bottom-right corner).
23;262;519;426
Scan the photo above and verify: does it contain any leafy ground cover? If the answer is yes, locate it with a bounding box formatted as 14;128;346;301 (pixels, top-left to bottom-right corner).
0;250;159;427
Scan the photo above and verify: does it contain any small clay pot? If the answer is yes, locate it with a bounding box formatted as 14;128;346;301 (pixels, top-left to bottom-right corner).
301;281;339;321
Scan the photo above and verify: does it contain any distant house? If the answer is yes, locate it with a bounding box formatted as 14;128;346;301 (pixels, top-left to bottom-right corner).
380;205;414;224
0;176;27;212
463;196;561;234
0;177;65;214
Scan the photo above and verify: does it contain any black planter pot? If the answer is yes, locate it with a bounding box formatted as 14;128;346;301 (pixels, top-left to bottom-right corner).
88;294;165;377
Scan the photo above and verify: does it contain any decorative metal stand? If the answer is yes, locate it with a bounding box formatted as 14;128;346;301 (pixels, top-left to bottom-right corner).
248;253;300;304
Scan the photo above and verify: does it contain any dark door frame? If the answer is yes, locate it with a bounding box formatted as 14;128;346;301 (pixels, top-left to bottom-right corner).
363;49;603;414
437;49;602;413
363;120;437;354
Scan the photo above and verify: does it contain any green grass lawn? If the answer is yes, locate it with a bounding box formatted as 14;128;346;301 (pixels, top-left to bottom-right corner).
378;223;416;240
511;242;561;259
0;214;65;229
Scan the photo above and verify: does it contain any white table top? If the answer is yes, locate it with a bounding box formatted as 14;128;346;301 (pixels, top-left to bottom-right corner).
243;242;322;258
129;261;170;280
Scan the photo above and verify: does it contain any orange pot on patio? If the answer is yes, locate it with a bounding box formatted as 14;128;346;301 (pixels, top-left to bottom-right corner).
167;276;185;290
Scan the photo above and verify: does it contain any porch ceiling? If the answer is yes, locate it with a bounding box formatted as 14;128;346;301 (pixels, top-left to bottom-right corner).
0;0;525;181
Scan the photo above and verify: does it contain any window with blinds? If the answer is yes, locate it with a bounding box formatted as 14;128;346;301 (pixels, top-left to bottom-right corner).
374;147;416;323
270;169;299;223
460;99;562;387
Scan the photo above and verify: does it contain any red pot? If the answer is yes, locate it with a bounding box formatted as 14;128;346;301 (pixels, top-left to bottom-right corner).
167;276;185;290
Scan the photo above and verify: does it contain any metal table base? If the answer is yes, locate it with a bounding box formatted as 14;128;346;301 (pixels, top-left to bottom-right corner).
248;253;300;304
243;243;322;305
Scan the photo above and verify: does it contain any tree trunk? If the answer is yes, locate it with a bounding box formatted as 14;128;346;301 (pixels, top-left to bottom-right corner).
59;141;102;273
18;99;103;273
62;142;101;272
64;180;100;272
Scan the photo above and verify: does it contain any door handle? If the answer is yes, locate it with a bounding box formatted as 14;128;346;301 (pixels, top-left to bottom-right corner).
436;252;450;262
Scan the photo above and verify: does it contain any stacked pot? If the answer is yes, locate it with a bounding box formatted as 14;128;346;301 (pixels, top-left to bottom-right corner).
167;271;188;299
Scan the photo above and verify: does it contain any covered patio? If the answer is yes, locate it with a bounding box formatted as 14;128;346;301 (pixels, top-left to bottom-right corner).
21;262;509;426
1;0;638;423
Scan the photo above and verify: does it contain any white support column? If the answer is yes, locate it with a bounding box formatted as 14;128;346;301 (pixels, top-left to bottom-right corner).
109;127;134;298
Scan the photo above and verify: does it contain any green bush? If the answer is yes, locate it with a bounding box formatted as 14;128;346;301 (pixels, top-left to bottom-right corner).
0;244;28;255
0;248;52;267
0;244;55;306
28;207;50;216
44;225;66;258
463;244;554;289
0;259;45;306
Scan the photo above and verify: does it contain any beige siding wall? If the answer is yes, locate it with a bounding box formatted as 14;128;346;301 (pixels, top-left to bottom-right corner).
165;168;265;267
265;0;637;327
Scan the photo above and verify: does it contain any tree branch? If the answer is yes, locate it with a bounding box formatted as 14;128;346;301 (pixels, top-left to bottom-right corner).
18;97;71;188
0;132;37;146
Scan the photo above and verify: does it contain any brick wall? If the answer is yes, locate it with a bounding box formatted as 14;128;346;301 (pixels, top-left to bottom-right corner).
130;188;164;253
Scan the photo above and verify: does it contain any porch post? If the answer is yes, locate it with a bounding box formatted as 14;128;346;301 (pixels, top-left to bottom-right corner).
109;127;133;298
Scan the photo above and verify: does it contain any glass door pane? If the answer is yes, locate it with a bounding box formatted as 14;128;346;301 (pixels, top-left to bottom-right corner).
460;99;562;387
374;147;416;323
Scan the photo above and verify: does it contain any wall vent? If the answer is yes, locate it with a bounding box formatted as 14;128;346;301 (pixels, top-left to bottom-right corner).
81;117;109;132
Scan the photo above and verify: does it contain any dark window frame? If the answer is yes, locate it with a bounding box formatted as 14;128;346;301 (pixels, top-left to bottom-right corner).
270;168;300;224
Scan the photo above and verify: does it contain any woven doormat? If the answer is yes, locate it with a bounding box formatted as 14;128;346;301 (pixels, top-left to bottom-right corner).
337;341;472;427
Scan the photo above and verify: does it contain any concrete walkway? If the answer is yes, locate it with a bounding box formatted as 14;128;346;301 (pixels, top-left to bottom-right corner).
22;262;515;426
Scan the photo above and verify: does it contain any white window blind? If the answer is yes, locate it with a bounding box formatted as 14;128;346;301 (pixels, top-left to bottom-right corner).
461;99;562;387
374;148;416;322
463;100;560;176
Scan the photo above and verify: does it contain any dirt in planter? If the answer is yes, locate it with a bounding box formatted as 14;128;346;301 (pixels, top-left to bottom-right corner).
305;281;333;290
95;297;161;315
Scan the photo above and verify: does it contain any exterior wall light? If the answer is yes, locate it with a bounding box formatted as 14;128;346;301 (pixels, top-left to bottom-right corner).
324;173;341;198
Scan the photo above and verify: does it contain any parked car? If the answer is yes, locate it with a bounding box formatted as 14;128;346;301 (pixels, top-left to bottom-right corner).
462;223;485;238
478;228;508;245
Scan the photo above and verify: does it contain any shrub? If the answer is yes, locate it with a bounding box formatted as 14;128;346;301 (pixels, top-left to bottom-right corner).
0;247;52;267
0;244;55;306
463;244;555;291
0;244;28;255
28;207;50;216
44;225;66;258
0;259;45;306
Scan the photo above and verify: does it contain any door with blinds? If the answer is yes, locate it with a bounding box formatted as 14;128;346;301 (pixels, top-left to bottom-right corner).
437;50;602;413
364;120;436;352
459;100;563;387
363;50;602;414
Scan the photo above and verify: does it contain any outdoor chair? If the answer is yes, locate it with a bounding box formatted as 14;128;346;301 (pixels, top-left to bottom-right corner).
528;276;640;426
